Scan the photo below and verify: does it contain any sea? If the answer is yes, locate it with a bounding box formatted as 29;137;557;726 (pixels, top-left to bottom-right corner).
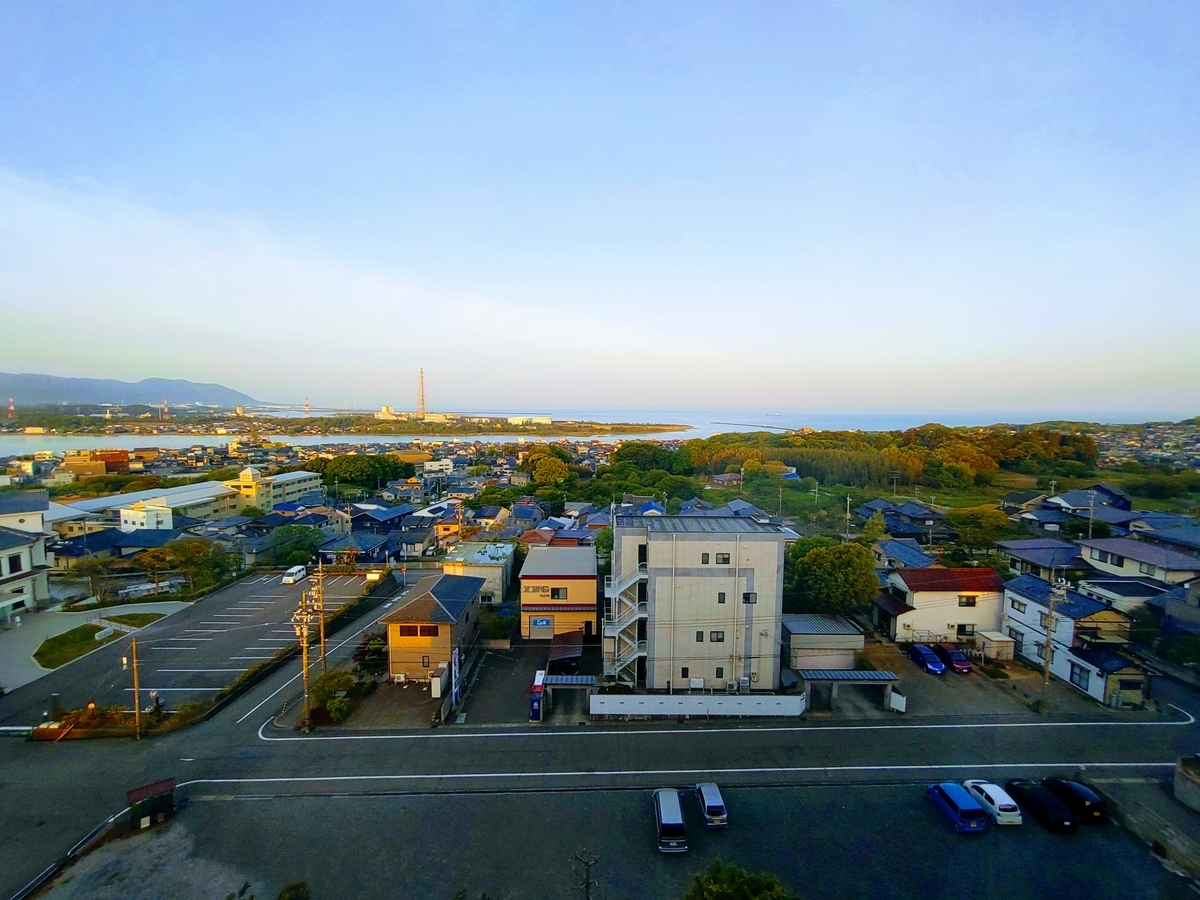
0;407;1156;457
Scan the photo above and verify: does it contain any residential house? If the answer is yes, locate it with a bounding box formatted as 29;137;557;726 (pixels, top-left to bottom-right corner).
606;516;786;690
441;542;516;605
710;473;742;487
871;539;936;570
999;491;1048;515
381;479;425;505
470;506;510;531
1138;526;1200;559
1077;577;1168;614
318;532;389;566
391;523;436;558
1015;508;1074;534
1152;578;1200;638
0;491;51;622
381;573;485;682
873;568;1005;644
519;545;598;640
995;538;1086;580
1078;538;1200;584
1001;574;1148;707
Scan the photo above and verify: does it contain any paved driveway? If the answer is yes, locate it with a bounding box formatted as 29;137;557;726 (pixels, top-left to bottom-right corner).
0;601;189;693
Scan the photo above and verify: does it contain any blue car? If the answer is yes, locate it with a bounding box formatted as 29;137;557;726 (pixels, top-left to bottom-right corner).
928;782;989;834
909;643;946;675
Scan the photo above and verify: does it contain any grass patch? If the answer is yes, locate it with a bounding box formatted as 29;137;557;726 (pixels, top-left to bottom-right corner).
106;613;164;628
980;661;1012;679
34;624;121;669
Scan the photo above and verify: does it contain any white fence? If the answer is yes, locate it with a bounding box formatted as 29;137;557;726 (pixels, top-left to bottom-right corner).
590;693;806;718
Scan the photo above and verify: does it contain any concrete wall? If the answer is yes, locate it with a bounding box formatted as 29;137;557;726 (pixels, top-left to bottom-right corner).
590;693;804;718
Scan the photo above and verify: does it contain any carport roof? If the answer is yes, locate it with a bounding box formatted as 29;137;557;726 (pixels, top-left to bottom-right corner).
541;675;595;686
797;670;899;682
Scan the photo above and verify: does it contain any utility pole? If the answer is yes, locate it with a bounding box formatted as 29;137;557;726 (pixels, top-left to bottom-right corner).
573;852;599;900
1087;488;1096;540
844;495;851;539
292;591;316;732
1040;579;1065;715
312;561;327;672
778;485;783;518
811;480;820;503
123;639;141;740
891;473;899;498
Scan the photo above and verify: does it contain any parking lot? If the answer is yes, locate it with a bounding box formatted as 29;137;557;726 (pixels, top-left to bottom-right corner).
0;572;367;722
125;572;367;708
40;781;1191;900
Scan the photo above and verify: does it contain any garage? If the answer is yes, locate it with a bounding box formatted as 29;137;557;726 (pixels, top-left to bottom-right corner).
529;616;555;641
782;614;864;671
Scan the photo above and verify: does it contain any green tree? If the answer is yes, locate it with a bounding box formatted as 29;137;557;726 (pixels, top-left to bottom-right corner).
239;505;267;520
861;510;888;542
72;557;114;602
310;669;354;710
533;456;569;486
791;543;879;615
682;862;798;900
168;538;229;591
276;884;311;900
783;537;838;601
268;525;326;567
594;526;613;556
946;506;1010;555
134;546;175;593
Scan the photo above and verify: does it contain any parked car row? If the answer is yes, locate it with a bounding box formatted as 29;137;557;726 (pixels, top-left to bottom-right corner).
928;777;1109;834
908;642;973;675
653;775;1108;851
653;783;728;852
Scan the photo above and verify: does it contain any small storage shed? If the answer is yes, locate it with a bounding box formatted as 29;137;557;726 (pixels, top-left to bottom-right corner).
781;614;864;671
975;630;1015;661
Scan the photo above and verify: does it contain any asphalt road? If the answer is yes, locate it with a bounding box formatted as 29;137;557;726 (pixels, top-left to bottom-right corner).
0;573;365;726
2;621;1199;899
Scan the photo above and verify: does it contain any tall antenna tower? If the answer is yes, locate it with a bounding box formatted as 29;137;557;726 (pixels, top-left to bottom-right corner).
6;397;13;419
416;368;427;420
303;397;311;418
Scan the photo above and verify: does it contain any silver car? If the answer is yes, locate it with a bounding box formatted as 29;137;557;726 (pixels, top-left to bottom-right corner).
964;779;1023;825
694;782;729;829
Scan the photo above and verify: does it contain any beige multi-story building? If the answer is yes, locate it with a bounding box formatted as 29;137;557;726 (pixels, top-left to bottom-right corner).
222;467;323;509
519;545;598;639
441;542;516;605
605;516;787;692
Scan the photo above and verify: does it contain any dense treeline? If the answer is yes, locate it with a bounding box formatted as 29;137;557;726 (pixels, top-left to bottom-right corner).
677;425;1099;489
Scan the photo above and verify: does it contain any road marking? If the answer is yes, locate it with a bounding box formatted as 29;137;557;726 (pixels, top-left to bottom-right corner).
150;646;197;651
235;594;405;724
217;613;255;618
168;636;212;641
257;703;1196;743
158;668;245;673
232;655;277;660
250;595;286;599
125;687;222;692
185;629;228;634
180;761;1178;793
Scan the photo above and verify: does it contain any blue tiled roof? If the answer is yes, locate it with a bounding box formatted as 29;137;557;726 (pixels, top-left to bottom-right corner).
1005;574;1109;620
0;490;49;515
877;539;936;569
1071;506;1137;526
1144;526;1200;552
996;539;1083;569
1022;509;1071;523
1072;645;1139;674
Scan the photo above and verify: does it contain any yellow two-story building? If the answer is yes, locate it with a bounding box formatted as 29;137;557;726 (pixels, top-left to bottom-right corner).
519;545;598;640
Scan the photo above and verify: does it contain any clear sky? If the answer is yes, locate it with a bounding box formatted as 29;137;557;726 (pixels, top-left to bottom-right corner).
1;2;1197;416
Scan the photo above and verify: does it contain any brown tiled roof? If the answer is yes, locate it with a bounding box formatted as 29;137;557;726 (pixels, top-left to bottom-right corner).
896;568;1005;593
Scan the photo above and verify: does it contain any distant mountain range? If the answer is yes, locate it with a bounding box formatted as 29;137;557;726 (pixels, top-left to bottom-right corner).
0;372;259;407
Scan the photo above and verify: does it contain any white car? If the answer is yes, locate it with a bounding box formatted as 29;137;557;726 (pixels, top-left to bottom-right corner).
963;780;1023;825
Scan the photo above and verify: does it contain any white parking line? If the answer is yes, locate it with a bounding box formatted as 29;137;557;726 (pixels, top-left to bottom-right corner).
158;669;245;673
182;760;1178;793
150;646;197;651
125;687;223;692
168;636;212;641
201;621;240;626
257;638;294;642
185;629;228;634
231;655;277;660
250;595;286;599
217;613;255;617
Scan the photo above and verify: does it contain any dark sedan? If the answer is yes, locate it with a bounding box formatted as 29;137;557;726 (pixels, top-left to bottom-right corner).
1005;779;1080;833
1042;778;1109;825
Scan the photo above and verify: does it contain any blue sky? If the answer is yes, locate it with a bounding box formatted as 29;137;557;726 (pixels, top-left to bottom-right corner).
1;2;1198;415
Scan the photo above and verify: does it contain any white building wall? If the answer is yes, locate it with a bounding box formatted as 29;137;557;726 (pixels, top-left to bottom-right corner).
1000;587;1106;702
888;579;1002;642
613;526;785;692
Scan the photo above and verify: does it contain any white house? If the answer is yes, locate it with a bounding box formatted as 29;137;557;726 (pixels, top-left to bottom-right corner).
119;503;175;532
0;491;52;623
1001;574;1148;707
1078;538;1200;585
873;568;1005;643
